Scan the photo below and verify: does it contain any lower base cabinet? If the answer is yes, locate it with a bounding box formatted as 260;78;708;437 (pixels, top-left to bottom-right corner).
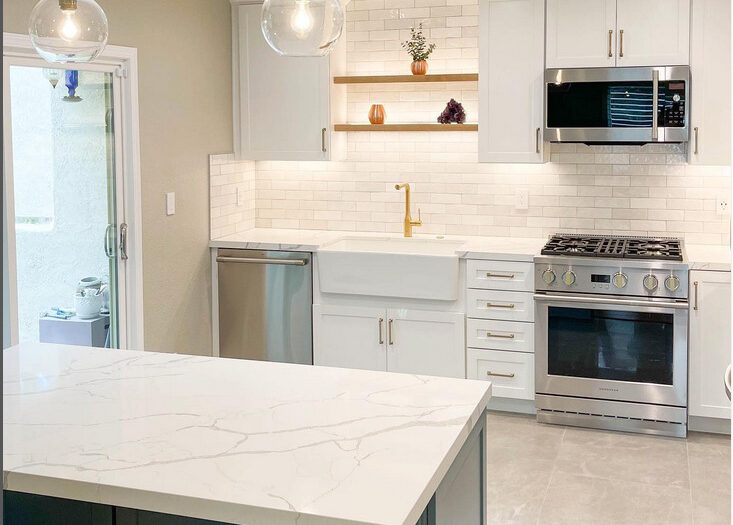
689;270;732;419
467;348;535;400
314;304;465;378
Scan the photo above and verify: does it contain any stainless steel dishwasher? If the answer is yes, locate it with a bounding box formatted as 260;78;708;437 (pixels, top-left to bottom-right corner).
216;249;312;364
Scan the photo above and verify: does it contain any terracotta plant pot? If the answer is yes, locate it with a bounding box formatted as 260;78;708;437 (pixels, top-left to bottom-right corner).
410;60;428;75
368;104;386;125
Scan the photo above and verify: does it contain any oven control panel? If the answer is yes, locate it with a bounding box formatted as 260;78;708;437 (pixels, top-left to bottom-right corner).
533;257;689;300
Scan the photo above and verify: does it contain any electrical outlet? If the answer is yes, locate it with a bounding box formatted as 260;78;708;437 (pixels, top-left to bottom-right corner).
165;192;175;216
515;188;529;210
716;193;730;215
236;186;243;207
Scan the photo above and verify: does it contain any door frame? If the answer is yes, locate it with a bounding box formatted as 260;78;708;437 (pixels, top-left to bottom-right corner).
2;32;144;350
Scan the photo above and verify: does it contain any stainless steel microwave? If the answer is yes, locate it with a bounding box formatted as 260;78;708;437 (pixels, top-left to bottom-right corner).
544;66;690;144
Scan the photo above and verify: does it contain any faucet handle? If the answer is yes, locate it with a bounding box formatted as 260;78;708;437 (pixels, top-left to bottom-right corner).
412;208;422;226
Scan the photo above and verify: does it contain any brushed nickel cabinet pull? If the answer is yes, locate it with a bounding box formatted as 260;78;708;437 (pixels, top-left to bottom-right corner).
486;272;515;279
321;127;327;153
486;370;515;378
619;29;624;57
693;281;699;310
608;29;613;57
486;302;515;309
486;332;515;339
536;127;541;154
378;318;384;345
694;127;699;155
388;319;394;345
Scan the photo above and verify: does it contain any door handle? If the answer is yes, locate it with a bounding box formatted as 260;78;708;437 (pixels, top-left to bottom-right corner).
535;127;541;154
321;128;327;153
619;29;624;57
694;127;699;155
693;281;699;310
486;272;515;279
104;224;115;258
378;318;384;344
119;223;128;260
388;319;394;345
486;332;515;339
485;302;515;309
216;256;308;266
486;370;515;378
652;69;659;141
608;29;613;57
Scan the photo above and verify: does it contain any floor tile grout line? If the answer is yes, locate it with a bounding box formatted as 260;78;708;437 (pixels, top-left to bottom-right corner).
535;425;566;525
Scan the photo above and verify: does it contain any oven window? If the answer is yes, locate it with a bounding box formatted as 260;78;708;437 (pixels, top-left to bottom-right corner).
548;307;674;385
547;81;686;128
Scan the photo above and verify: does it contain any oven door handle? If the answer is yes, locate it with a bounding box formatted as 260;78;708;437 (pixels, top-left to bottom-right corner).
533;294;689;310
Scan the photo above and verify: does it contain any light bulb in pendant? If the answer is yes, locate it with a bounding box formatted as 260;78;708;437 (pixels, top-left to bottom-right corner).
60;10;80;41
290;0;314;39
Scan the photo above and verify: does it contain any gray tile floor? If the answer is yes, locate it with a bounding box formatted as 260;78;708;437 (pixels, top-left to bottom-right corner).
485;412;731;525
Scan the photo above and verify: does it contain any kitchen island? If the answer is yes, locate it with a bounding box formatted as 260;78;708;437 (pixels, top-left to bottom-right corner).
3;343;491;525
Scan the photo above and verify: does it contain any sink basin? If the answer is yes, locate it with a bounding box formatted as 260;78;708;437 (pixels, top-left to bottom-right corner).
317;236;465;300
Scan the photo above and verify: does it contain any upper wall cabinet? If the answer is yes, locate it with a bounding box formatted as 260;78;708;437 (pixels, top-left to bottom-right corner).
546;0;690;68
479;0;546;163
232;3;346;160
689;0;731;165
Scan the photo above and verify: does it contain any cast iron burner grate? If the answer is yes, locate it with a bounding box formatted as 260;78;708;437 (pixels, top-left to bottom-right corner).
541;234;683;261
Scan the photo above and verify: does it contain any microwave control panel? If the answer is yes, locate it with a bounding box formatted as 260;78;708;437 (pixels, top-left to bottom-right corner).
659;82;686;127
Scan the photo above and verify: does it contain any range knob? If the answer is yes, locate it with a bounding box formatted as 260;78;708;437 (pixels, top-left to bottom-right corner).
612;272;628;289
643;274;659;292
562;270;576;286
541;268;556;284
665;275;681;292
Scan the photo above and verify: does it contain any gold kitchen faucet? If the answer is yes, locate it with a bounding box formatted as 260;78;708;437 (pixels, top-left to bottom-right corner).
395;183;422;237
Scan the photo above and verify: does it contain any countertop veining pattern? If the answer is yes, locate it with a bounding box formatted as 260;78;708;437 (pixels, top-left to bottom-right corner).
3;343;490;525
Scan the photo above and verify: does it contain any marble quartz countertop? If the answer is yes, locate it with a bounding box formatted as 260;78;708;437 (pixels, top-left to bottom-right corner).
3;343;491;525
210;228;730;269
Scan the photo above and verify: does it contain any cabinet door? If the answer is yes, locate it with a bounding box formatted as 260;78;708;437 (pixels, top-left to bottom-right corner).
235;4;330;160
689;271;731;419
386;309;465;378
546;0;617;68
689;0;731;165
313;305;386;371
616;0;690;66
478;0;545;163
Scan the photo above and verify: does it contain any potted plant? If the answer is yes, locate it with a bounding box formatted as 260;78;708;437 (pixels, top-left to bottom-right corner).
401;23;436;75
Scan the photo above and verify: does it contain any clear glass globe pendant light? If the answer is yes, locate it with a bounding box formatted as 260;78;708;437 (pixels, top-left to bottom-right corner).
29;0;109;63
261;0;344;56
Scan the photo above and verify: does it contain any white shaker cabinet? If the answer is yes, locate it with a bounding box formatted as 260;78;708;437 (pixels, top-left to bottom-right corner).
616;0;690;67
386;310;465;378
546;0;690;68
478;0;546;163
546;0;617;68
232;3;345;160
313;305;465;378
689;0;731;165
688;271;731;419
313;305;387;372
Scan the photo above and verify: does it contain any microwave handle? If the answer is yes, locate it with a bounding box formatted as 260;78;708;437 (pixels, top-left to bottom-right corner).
652;69;659;141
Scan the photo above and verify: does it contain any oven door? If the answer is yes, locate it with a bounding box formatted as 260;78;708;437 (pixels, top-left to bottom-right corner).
545;66;690;143
535;293;688;407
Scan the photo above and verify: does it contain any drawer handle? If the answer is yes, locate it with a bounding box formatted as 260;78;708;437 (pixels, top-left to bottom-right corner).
378;318;384;345
486;272;515;279
486;370;515;378
486;332;515;339
486;302;515;309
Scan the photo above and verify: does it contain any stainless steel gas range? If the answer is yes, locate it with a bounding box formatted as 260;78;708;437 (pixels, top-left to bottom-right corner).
534;234;689;438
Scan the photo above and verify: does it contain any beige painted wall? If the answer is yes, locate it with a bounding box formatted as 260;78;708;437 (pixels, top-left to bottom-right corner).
3;0;233;355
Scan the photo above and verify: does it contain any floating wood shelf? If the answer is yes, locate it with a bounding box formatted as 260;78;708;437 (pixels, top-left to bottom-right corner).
334;123;478;132
333;73;478;84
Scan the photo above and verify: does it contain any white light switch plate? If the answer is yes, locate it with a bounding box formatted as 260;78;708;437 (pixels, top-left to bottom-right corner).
166;192;175;215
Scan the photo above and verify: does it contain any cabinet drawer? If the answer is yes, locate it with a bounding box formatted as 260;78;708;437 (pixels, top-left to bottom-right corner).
466;260;534;292
467;289;534;322
467;319;534;352
467;348;534;400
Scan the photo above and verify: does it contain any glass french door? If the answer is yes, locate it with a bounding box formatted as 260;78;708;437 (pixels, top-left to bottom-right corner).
3;59;126;348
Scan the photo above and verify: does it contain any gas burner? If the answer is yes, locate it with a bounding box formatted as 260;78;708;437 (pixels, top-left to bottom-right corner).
541;234;683;261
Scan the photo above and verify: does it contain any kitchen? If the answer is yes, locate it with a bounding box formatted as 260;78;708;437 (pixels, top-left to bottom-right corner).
2;0;732;524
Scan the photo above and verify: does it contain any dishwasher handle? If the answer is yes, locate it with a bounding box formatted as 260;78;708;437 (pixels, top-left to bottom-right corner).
216;256;308;266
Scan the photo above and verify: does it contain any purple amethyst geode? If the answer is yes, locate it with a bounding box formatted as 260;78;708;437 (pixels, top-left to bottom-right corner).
437;99;466;124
